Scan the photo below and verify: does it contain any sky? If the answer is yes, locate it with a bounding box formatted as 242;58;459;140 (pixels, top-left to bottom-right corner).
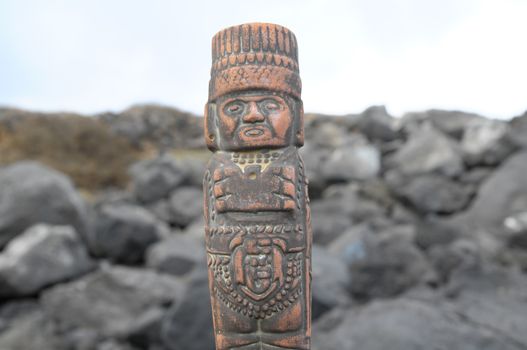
0;0;526;119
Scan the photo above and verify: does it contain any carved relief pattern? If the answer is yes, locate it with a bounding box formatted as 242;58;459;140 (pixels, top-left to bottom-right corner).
204;22;311;350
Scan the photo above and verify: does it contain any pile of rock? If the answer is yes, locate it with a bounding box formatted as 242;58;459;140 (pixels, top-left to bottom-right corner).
0;106;526;349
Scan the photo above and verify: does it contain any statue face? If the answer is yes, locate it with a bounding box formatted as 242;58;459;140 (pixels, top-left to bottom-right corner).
215;92;293;150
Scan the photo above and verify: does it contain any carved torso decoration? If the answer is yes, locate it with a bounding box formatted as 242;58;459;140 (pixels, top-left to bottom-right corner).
204;23;311;350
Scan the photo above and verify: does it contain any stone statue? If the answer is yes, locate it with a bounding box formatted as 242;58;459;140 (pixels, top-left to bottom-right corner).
203;23;312;349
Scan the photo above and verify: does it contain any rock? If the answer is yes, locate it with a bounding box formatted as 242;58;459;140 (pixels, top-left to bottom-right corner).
461;119;515;165
146;234;205;276
311;184;388;246
161;267;214;350
0;225;94;298
349;235;434;299
401;109;485;139
0;307;64;350
428;238;480;283
182;217;206;242
459;166;492;185
321;136;381;181
0;300;39;334
41;264;186;340
311;209;352;246
356;105;399;142
444;264;527;347
146;199;173;225
386;123;464;176
299;144;331;199
509;110;527;148
505;211;527;250
168;187;203;228
313;296;524;350
319;183;387;220
97;340;137;350
327;224;369;264
129;155;186;204
90;204;162;264
307;119;351;148
387;172;473;214
415;216;462;249
454;151;527;236
0;161;89;248
101;104;204;150
312;246;352;319
179;158;207;188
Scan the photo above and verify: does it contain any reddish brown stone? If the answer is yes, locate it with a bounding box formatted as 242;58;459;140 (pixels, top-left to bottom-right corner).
204;23;312;349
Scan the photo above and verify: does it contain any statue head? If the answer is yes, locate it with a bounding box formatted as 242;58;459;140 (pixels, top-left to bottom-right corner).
205;23;304;151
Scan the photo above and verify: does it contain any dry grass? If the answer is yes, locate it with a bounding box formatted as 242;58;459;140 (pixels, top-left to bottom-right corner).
0;114;141;190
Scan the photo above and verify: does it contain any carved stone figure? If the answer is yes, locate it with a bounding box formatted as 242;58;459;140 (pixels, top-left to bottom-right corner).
203;23;312;349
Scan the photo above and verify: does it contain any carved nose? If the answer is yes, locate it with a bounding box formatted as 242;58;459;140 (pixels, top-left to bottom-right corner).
242;103;265;123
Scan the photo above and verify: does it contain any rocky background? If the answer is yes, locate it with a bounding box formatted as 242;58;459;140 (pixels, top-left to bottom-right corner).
0;105;527;350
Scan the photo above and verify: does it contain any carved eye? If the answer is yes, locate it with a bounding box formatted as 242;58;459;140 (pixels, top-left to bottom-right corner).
260;99;280;113
224;101;245;116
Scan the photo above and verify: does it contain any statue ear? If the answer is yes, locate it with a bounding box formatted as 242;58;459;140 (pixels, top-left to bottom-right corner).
294;100;304;147
204;103;218;150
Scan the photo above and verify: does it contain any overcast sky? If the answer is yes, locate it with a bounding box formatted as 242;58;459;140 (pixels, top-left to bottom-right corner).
1;0;526;119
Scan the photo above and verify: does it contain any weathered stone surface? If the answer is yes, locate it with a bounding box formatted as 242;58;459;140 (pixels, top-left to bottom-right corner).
509;111;527;148
461;119;515;165
387;172;473;214
312;296;525;350
311;184;387;246
348;235;435;299
41;264;185;339
0;300;39;334
327;224;370;264
146;234;205;276
311;210;352;246
356;105;399;142
445;264;527;347
387;124;464;176
0;307;64;350
428;238;480;283
0;224;94;298
101;104;204;149
312;246;351;319
454;151;527;235
0;161;89;248
299;144;331;198
401;109;485;139
161;267;214;350
167;187;203;228
321;135;381;181
90;204;162;264
129;155;186;204
179;158;207;188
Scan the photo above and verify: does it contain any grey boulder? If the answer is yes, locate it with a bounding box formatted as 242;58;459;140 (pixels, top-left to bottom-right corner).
41;264;186;340
321;135;381;182
313;296;524;350
387;172;473;214
0;224;94;298
146;233;205;276
0;161;89;249
312;246;352;319
348;235;434;299
461;119;515;166
161;266;214;350
167;187;203;227
129;155;186;204
90;204;163;264
386;123;464;176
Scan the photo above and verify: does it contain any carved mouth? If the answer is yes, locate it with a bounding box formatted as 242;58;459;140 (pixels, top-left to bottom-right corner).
243;128;265;137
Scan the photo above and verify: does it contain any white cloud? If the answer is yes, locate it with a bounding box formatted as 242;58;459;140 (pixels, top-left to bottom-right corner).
0;0;525;118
